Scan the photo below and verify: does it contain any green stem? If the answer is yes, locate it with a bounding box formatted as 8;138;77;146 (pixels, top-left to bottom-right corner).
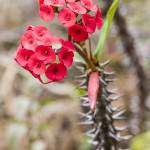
74;43;96;71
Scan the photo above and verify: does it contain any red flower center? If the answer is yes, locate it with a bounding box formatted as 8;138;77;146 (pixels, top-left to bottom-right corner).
25;55;30;61
36;63;41;68
76;29;81;34
65;13;71;21
44;49;50;56
47;9;51;14
53;68;59;74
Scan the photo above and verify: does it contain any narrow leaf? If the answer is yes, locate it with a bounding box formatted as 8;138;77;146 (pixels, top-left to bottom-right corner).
94;0;119;60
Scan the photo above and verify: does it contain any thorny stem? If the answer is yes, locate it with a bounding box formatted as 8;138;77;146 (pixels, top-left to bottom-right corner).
74;43;96;71
102;0;149;133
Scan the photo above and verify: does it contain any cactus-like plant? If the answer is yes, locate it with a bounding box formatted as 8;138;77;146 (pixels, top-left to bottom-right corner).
77;61;131;150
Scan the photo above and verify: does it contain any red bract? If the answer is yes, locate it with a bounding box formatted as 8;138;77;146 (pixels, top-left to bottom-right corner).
81;0;97;12
35;45;56;63
66;0;75;2
58;8;76;27
58;47;74;68
21;31;37;50
88;72;100;111
28;55;46;75
39;4;54;22
95;8;103;29
15;49;34;67
61;40;75;52
82;14;96;33
33;25;49;40
68;24;88;42
67;2;87;14
45;63;67;81
37;0;103;43
39;0;44;4
15;25;75;84
44;0;65;7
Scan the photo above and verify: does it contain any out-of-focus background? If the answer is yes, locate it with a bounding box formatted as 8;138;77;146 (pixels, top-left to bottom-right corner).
0;0;149;150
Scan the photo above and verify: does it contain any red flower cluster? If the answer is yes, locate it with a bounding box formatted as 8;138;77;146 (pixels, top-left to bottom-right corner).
38;0;103;42
15;25;75;83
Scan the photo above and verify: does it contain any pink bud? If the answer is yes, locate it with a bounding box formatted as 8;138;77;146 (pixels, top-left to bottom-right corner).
88;72;100;111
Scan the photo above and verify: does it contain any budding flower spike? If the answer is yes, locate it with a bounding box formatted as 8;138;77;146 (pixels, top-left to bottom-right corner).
88;72;100;111
38;0;103;42
15;25;75;84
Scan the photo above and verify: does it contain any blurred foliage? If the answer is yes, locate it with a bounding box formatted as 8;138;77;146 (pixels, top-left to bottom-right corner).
131;130;150;150
79;136;91;150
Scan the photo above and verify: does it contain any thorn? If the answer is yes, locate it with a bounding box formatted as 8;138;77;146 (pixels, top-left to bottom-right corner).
78;121;94;125
106;88;118;94
118;148;131;150
100;60;110;67
81;103;90;107
78;111;92;119
100;78;107;86
79;79;87;87
105;78;116;83
109;132;122;141
89;140;98;146
86;128;96;134
75;65;85;73
111;106;124;113
108;125;116;133
108;95;121;101
76;74;87;79
80;97;88;103
113;109;126;118
106;105;113;113
85;132;95;138
103;71;115;76
81;94;88;99
117;134;132;141
115;126;128;131
105;114;112;122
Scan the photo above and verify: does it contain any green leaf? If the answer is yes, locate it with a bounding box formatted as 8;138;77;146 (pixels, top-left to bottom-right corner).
131;130;150;150
94;0;119;60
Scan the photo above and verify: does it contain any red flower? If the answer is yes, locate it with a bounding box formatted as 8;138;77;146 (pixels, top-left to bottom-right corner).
58;47;74;68
44;0;65;7
67;2;87;14
61;40;75;52
95;8;103;29
88;72;100;111
68;24;88;42
33;25;49;40
58;8;76;27
39;4;55;22
35;45;56;63
21;30;37;50
66;0;75;2
15;49;34;67
39;0;44;5
81;0;97;12
82;14;96;33
15;25;75;84
45;63;67;81
28;55;46;75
